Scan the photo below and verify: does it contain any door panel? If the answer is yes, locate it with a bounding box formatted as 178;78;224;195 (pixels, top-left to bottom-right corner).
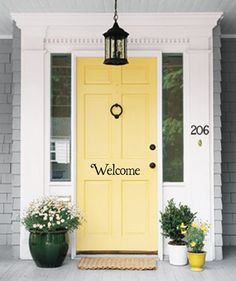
84;94;111;158
84;181;112;235
122;181;148;234
76;58;157;252
85;66;112;84
122;94;148;158
121;66;149;84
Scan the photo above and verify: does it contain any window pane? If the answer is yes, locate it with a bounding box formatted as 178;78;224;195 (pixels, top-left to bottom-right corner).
163;54;183;182
50;54;71;181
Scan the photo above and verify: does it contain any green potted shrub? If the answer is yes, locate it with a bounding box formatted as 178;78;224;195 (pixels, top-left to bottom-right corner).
22;196;83;268
160;198;196;265
181;220;210;271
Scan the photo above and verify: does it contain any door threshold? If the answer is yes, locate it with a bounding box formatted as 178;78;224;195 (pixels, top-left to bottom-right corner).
77;251;158;255
75;251;158;259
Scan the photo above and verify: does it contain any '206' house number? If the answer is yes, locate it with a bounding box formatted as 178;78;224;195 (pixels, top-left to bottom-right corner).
191;125;209;135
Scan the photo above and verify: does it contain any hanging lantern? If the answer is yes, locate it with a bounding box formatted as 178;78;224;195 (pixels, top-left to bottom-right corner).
103;0;129;65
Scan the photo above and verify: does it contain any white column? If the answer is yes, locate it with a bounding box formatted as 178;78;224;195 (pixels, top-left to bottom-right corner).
187;50;214;260
20;27;46;259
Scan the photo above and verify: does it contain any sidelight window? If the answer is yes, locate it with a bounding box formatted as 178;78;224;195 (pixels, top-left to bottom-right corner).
50;54;71;181
163;54;183;182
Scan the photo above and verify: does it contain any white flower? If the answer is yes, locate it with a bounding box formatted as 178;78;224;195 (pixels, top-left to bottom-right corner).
22;196;83;232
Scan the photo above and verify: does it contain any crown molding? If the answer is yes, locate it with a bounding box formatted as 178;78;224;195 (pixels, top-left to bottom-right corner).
14;12;222;51
12;12;222;29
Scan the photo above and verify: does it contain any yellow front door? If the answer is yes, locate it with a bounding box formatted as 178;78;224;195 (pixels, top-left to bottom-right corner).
76;58;158;252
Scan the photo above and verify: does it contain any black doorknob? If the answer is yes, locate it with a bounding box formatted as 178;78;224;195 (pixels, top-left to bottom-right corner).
149;162;156;169
149;144;156;150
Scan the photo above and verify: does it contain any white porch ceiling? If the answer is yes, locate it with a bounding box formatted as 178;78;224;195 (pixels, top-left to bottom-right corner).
0;0;235;36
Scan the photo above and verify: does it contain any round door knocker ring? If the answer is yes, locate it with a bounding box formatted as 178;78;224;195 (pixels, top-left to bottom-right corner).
110;103;123;119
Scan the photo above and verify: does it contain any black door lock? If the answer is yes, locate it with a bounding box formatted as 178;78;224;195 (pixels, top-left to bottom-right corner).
149;162;156;169
149;144;156;150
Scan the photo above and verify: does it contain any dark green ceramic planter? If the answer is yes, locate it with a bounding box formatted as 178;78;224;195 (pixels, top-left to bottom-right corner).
29;231;69;268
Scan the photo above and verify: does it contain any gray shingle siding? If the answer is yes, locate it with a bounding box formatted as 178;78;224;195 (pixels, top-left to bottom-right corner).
0;39;12;246
213;25;223;260
11;22;21;257
221;37;236;248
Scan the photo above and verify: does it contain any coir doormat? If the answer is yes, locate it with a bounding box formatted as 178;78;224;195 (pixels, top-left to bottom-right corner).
78;257;157;270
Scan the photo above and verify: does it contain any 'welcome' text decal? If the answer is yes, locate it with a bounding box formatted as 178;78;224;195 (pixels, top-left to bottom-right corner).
90;163;140;176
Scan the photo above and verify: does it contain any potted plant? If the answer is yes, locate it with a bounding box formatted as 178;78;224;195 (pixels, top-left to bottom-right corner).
160;199;196;265
181;220;210;271
22;196;83;268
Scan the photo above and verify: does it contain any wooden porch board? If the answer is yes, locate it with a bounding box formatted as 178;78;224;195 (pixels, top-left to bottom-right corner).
0;246;235;281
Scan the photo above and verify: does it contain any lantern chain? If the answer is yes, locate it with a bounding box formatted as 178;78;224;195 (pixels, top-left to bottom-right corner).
113;0;118;22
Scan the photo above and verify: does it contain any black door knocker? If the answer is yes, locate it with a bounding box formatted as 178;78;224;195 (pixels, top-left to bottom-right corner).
110;103;123;119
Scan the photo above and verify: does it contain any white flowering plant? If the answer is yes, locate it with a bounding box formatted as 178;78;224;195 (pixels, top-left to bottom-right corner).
22;197;83;233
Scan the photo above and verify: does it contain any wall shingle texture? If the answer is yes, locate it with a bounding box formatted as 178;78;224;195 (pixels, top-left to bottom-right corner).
221;38;236;248
11;23;21;257
0;39;12;246
213;25;223;260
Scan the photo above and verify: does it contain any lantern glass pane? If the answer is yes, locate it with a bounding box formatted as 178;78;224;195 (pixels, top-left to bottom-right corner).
105;38;110;59
116;39;124;59
111;38;115;58
124;39;127;59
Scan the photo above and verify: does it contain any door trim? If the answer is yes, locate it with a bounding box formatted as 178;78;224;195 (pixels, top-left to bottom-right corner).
71;50;163;259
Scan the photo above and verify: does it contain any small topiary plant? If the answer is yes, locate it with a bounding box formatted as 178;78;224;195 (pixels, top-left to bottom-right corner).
160;198;196;245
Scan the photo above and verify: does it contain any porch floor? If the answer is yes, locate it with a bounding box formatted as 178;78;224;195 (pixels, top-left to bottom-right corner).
0;247;235;281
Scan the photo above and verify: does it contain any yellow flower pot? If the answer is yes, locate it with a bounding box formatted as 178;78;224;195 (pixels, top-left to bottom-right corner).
187;251;206;272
